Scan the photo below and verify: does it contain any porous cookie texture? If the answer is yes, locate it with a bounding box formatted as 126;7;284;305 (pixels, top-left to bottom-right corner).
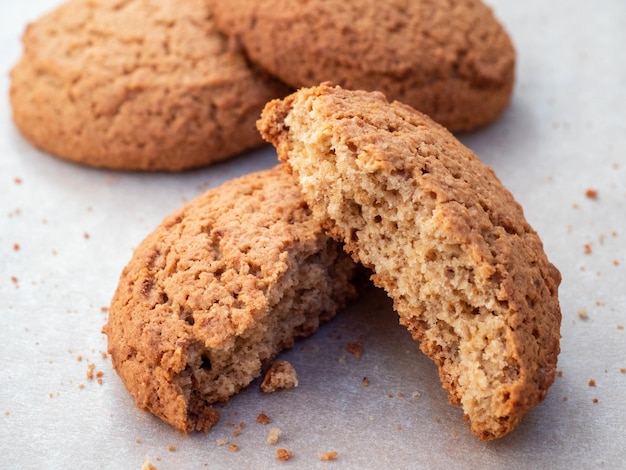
9;0;290;171
258;84;562;440
103;165;357;432
212;0;515;132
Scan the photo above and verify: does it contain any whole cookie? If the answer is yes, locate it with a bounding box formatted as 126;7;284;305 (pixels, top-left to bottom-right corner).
9;0;290;171
258;84;562;440
103;165;357;432
212;0;515;132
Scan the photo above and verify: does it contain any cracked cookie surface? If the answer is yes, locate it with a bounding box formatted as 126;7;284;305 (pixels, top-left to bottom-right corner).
258;84;562;440
10;0;290;170
103;165;357;432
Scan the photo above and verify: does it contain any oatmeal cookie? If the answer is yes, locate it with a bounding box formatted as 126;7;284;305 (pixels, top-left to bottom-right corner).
10;0;290;171
103;165;357;432
258;84;562;440
212;0;515;131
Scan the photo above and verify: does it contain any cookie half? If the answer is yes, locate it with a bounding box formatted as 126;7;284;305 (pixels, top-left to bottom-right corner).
258;84;562;440
103;165;357;432
212;0;515;132
9;0;290;171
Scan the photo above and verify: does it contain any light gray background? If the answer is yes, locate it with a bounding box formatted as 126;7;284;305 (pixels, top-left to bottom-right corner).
1;1;625;468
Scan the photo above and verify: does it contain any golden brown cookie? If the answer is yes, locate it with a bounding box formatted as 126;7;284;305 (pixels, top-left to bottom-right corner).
212;0;515;132
9;0;290;171
103;165;357;432
258;84;562;440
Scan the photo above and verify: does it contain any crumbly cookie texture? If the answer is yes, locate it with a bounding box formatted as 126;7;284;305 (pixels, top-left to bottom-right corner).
260;360;298;393
103;166;357;433
212;0;515;132
9;0;290;171
258;84;562;441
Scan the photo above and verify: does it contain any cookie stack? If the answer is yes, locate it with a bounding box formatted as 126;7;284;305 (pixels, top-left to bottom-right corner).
11;0;561;441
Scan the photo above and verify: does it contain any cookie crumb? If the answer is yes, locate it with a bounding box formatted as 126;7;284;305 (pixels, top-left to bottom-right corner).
617;325;624;330
267;427;282;445
592;398;599;403
228;444;239;452
13;243;20;251
411;391;421;398
584;243;592;255
261;360;298;393
256;412;271;425
346;342;363;359
620;368;625;374
319;451;338;462
585;189;598;200
78;383;85;389
167;445;175;452
14;177;22;185
556;370;563;377
361;376;369;386
588;379;596;387
276;448;292;461
87;363;96;379
578;309;589;320
141;457;157;470
84;232;90;239
216;439;227;447
136;438;142;444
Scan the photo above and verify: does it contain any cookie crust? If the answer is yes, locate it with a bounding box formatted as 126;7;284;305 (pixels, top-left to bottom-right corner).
258;84;562;440
104;165;356;432
213;0;515;132
10;0;290;171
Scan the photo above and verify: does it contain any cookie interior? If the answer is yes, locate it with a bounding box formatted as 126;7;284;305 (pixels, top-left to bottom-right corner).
259;86;561;440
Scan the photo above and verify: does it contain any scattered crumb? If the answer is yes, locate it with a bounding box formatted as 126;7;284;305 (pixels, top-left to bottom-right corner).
346;342;363;359
397;392;404;398
14;177;22;184
83;232;90;239
136;439;142;444
361;377;369;387
167;445;175;452
78;384;85;389
588;379;596;387
578;309;589;320
11;276;18;284
411;391;421;398
101;352;108;359
276;448;292;461
319;451;338;462
87;363;96;379
267;428;282;445
216;439;227;447
556;370;563;377
613;260;619;266
5;411;9;416
77;355;83;362
338;355;347;365
434;417;441;424
101;306;109;313
13;243;20;251
584;243;592;255
617;325;624;330
585;189;598;200
620;368;625;374
563;396;568;401
228;444;239;452
141;457;157;470
592;398;599;403
256;412;271;425
261;360;298;393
